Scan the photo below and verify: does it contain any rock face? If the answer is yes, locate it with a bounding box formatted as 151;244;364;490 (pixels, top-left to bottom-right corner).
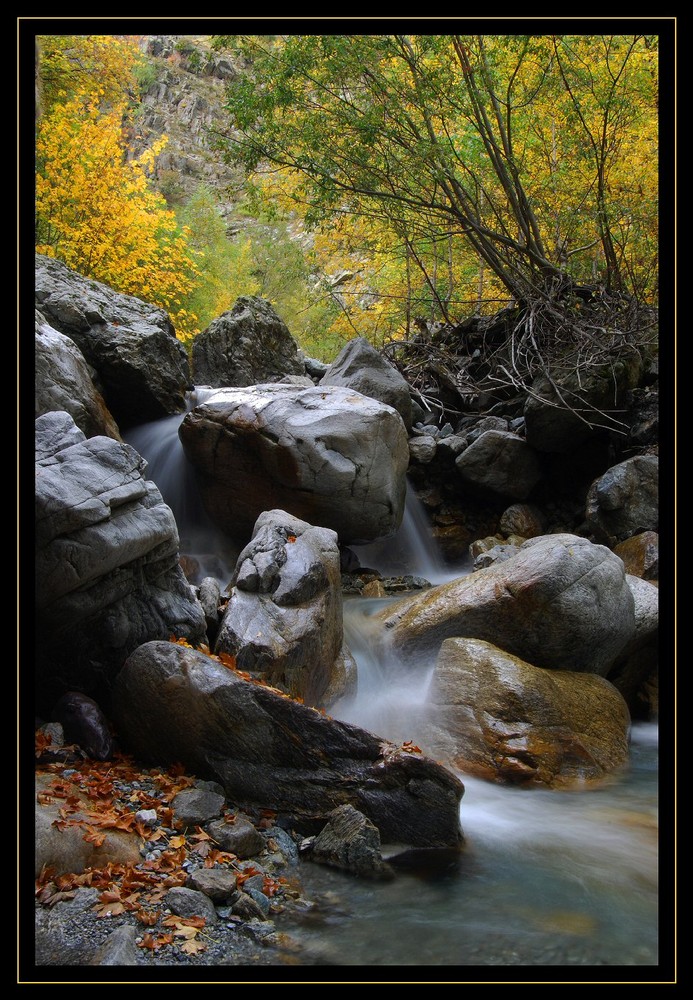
179;384;410;545
35;253;191;429
524;352;642;453
35;411;206;713
112;641;465;849
376;534;635;677
455;430;542;500
319;336;413;431
424;638;631;788
215;510;355;708
191;296;305;387
585;455;659;545
35;311;121;440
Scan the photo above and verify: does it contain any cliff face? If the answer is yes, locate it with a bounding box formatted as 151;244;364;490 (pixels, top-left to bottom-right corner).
132;35;244;223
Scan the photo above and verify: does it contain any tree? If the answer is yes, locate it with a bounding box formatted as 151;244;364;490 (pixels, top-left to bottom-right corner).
212;33;657;307
35;35;201;341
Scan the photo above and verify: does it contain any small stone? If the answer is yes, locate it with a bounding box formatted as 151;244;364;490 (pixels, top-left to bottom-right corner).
186;867;238;901
135;809;158;824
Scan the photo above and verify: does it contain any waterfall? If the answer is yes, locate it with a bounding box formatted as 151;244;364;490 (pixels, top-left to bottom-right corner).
124;388;238;585
349;480;469;585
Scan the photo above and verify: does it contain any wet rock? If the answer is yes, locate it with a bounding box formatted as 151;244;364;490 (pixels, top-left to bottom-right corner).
179;383;409;545
309;804;394;879
472;543;521;571
424;638;631;787
112;640;465;849
376;534;635;677
191;296;304;387
607;575;659;718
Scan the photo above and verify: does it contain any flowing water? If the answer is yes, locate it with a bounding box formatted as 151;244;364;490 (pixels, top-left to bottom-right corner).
125;403;662;973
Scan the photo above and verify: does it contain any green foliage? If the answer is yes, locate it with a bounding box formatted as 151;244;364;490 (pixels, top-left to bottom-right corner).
213;33;658;310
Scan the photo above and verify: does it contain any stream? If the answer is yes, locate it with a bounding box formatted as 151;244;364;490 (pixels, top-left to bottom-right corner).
124;398;662;972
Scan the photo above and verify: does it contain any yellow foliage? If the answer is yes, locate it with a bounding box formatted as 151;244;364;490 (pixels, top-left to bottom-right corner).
35;90;201;341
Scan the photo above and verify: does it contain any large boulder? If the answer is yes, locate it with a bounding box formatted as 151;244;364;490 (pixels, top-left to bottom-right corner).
215;510;357;708
112;640;465;850
376;534;635;677
35;253;191;430
523;351;642;453
585;455;659;545
423;638;631;788
319;336;413;431
35;411;206;713
179;384;409;545
454;430;542;500
35;311;121;440
191;296;305;387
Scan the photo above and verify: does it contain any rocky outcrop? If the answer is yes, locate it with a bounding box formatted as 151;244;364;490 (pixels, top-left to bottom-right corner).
455;429;542;500
179;384;409;545
320;336;413;431
585;455;659;545
523;351;642;453
35;311;121;440
35;254;192;430
35;411;206;713
423;638;631;787
215;510;356;708
112;640;465;849
191;296;305;387
376;534;635;676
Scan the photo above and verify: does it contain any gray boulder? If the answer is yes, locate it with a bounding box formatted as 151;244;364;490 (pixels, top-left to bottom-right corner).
35;311;121;440
112;640;465;849
35;253;191;429
191;296;304;387
179;384;409;544
309;804;394;879
524;351;642;453
376;533;635;677
423;638;631;788
455;430;542;500
585;455;659;545
207;816;265;859
35;411;206;712
215;510;354;708
320;336;413;431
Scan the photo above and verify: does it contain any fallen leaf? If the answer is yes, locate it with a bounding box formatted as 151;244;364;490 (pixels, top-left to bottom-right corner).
169;835;187;849
179;939;207;955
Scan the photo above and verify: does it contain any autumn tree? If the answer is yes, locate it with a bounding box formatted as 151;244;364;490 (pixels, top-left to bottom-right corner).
35;35;201;340
213;33;657;307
